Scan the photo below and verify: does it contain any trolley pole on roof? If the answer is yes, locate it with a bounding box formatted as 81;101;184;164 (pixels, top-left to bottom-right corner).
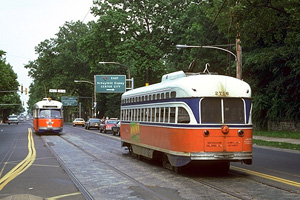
176;44;241;79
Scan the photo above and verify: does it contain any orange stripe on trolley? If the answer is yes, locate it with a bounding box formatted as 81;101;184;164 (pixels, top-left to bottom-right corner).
121;123;252;153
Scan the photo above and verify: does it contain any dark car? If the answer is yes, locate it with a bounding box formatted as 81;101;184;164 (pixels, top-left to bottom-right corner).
100;119;119;133
84;118;101;130
112;121;120;136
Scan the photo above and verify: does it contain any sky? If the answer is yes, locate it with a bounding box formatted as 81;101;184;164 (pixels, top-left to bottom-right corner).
0;0;97;111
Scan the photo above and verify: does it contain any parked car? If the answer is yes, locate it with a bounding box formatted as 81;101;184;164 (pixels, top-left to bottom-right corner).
100;119;119;133
18;115;25;121
8;115;19;125
84;118;101;130
112;121;120;136
73;118;85;127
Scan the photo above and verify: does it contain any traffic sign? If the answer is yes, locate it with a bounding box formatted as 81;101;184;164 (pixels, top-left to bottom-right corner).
49;89;57;93
57;89;66;93
95;75;126;93
61;96;77;106
49;89;66;93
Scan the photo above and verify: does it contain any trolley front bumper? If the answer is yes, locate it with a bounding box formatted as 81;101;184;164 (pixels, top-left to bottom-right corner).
38;127;63;133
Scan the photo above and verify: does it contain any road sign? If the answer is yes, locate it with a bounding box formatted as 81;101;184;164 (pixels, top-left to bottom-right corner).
61;96;77;106
57;89;66;93
95;75;126;93
49;89;57;93
49;89;66;93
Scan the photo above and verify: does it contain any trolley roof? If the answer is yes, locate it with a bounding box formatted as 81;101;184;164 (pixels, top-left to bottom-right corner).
122;71;251;99
33;98;63;109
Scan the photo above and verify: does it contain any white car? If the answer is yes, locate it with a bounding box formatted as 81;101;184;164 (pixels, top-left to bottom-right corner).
73;118;85;127
8;115;19;125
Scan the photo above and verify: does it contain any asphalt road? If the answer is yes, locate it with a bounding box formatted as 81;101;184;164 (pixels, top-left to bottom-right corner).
0;121;299;200
0;121;85;200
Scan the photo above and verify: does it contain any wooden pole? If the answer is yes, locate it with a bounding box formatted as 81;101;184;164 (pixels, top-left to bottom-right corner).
236;37;242;79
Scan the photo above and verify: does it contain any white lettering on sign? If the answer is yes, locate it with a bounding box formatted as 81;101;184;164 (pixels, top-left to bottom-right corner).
114;82;124;85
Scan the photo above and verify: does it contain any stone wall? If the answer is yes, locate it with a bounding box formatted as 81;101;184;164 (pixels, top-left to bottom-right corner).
267;121;300;132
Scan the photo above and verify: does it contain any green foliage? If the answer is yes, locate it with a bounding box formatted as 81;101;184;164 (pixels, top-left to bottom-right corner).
167;1;231;74
0;51;23;114
253;139;300;151
205;0;300;128
25;21;91;110
24;0;300;127
254;130;300;139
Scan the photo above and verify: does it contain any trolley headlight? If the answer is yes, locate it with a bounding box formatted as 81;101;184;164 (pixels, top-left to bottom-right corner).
221;125;229;134
238;129;244;137
204;130;210;136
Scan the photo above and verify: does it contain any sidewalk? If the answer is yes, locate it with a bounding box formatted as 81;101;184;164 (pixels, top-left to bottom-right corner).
253;136;300;145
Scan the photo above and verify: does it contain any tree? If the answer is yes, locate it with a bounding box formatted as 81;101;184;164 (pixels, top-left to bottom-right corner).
206;0;300;128
0;50;23;117
25;21;91;111
25;0;300;128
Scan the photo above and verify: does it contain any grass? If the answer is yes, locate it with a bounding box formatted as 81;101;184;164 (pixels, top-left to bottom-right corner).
253;130;300;139
253;139;300;151
253;130;300;151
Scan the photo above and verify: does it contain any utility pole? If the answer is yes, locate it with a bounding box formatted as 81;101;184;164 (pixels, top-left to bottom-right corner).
236;36;242;80
235;0;242;80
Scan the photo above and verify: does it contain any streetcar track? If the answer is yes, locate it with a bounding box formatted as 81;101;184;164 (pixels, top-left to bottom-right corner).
47;127;300;199
65;128;251;199
58;129;249;199
41;135;94;200
190;178;249;200
229;168;300;195
58;133;171;200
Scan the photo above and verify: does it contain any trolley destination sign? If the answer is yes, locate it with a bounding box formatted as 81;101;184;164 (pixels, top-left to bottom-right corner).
95;75;126;93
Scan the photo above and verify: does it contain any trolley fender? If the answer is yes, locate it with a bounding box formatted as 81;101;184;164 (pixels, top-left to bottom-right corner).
167;154;191;167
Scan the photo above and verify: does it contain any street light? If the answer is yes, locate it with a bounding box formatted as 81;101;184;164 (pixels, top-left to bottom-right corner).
176;44;237;60
176;44;242;79
99;62;134;90
74;80;97;117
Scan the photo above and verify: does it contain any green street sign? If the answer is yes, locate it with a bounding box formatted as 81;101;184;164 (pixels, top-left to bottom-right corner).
95;75;126;93
61;96;77;106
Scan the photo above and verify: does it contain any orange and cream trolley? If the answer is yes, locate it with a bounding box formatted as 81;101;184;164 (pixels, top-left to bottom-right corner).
120;70;252;172
33;98;63;134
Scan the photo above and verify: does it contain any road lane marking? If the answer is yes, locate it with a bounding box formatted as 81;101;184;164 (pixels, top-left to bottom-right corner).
231;166;300;188
46;192;82;200
0;128;36;191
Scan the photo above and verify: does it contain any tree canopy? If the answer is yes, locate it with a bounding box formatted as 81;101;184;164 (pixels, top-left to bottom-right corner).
0;51;23;116
24;0;300;128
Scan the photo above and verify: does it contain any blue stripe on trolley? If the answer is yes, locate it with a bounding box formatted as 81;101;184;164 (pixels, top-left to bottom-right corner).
121;121;252;129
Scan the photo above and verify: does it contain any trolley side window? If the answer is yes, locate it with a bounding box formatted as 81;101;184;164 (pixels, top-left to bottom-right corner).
224;98;244;124
170;107;176;123
177;107;190;123
201;98;222;123
151;108;155;122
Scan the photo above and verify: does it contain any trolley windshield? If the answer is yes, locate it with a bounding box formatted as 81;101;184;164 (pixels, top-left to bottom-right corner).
201;98;245;124
39;109;62;119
